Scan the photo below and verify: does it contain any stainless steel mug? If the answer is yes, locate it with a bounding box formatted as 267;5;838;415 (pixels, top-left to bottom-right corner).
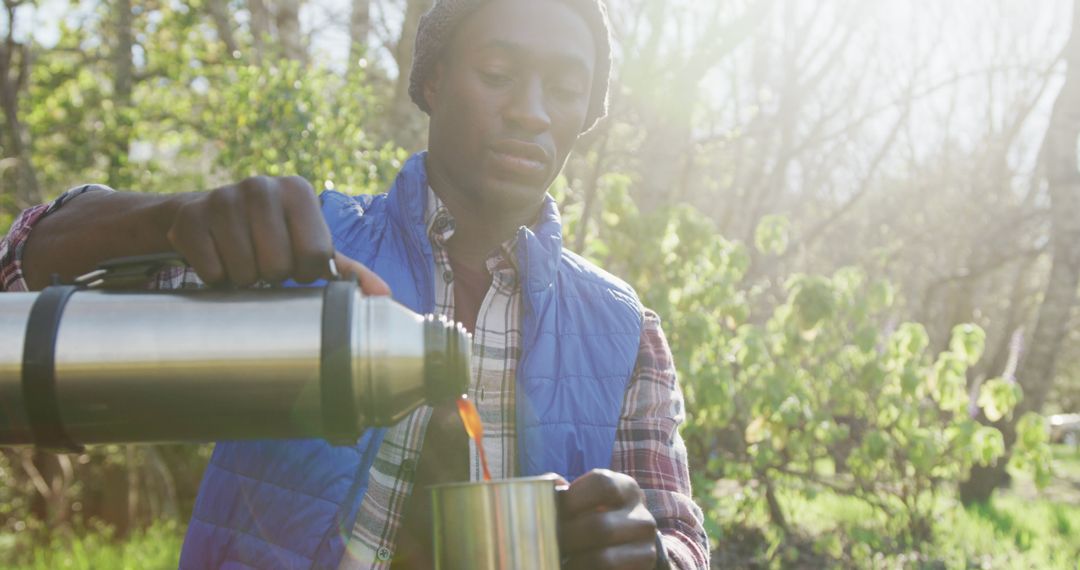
0;280;470;450
430;475;562;570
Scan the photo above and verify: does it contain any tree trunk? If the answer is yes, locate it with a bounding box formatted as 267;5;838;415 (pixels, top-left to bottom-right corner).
348;0;370;72
126;445;140;532
626;1;690;213
0;0;41;209
636;98;693;211
107;0;134;190
207;1;239;55
274;0;306;63
961;0;1080;504
574;128;611;253
146;446;178;519
761;472;789;536
390;0;433;150
99;461;132;535
112;0;133;105
248;0;271;63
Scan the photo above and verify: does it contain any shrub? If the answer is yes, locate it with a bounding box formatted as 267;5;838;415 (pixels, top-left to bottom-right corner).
558;182;1051;557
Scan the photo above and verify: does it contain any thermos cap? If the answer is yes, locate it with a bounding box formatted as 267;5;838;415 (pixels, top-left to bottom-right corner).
424;315;471;404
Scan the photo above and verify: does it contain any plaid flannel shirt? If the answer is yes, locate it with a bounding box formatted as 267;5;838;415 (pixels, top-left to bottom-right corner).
1;186;710;569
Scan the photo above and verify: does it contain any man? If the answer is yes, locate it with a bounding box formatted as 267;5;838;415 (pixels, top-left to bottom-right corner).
0;0;708;568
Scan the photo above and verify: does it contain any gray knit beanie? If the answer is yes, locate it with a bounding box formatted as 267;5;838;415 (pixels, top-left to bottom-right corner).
409;0;612;133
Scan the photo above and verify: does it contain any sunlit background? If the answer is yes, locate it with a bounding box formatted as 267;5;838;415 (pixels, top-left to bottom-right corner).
2;0;1080;568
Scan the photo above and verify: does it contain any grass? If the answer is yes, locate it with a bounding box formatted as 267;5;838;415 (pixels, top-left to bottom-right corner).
762;493;1080;569
3;521;183;570
775;444;1080;569
709;445;1080;568
943;495;1080;569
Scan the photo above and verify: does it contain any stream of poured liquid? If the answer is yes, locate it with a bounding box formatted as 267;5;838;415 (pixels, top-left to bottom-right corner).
456;396;492;482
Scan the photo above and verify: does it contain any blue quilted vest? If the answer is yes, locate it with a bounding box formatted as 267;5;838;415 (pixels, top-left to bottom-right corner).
179;153;643;569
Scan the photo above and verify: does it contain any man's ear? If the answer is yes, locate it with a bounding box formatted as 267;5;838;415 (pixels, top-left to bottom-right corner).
423;62;444;112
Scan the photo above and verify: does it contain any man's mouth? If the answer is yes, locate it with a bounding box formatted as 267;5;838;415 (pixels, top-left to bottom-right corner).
489;140;550;181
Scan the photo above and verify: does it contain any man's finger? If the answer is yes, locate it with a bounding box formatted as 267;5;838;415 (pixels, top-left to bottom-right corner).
558;504;656;555
333;252;391;296
168;210;225;286
559;469;641;517
539;472;569;487
246;183;295;283
562;540;657;570
208;193;259;287
280;177;333;283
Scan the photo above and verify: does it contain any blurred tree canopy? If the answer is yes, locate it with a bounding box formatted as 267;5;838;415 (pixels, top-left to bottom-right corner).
2;0;1079;566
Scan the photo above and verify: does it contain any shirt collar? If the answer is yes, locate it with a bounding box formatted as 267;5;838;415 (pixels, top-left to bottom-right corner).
424;187;520;277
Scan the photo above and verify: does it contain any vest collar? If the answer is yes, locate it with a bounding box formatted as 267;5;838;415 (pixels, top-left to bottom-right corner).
388;152;563;295
387;152;431;253
516;195;562;295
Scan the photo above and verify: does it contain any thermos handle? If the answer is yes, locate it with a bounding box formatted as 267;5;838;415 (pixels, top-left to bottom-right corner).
74;252;189;290
76;253;347;289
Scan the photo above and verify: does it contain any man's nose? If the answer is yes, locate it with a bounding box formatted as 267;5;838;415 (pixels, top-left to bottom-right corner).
506;76;552;135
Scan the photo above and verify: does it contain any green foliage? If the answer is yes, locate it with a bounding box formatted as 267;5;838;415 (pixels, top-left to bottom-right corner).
562;185;1054;555
978;378;1023;423
754;214;790;256
0;445;210;567
3;521;182;570
776;486;1080;569
1011;413;1055;489
177;59;407;192
21;2;403;201
950;324;986;366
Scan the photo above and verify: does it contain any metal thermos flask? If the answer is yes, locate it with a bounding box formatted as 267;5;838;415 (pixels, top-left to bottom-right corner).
0;278;470;451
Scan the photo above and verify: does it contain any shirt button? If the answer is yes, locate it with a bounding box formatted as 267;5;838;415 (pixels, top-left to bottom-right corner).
376;547;392;561
401;458;417;475
442;269;453;283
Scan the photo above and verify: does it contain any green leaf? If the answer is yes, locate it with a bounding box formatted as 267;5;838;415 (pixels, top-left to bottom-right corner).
972;426;1005;466
1015;412;1048;449
1010;413;1054;488
863;430;889;461
949;324;986;366
754;214;790;256
867;281;895;311
977;378;1022;422
931;352;968;413
745;415;768;444
855;324;878;353
889;323;929;361
790;277;835;331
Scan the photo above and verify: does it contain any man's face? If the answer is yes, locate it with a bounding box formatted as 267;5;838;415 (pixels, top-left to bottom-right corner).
425;0;597;215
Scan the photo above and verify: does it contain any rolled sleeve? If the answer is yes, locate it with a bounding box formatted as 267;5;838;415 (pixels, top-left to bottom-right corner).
612;309;710;569
0;185;114;291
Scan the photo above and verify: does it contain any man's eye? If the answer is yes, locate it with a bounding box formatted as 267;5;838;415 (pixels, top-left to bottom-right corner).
480;70;513;86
